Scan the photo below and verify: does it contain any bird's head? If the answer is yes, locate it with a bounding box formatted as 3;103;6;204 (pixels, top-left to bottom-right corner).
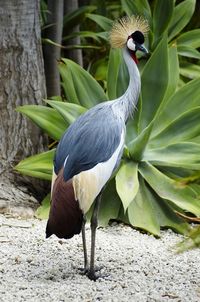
110;16;149;64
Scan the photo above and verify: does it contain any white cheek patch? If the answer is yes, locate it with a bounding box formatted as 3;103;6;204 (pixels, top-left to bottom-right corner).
127;38;136;51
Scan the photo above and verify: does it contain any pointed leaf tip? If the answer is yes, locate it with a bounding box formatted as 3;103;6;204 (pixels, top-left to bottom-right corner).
59;58;107;108
116;162;139;212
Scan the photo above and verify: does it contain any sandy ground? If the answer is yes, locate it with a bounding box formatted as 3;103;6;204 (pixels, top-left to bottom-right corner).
0;214;200;302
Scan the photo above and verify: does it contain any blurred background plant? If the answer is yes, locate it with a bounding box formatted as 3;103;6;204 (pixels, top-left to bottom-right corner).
15;0;200;239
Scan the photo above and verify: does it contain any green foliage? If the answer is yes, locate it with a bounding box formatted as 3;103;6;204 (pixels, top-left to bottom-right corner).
86;13;113;31
36;193;51;219
107;48;129;99
176;224;200;253
139;34;169;131
16;0;200;235
168;0;195;40
116;161;139;211
63;6;96;29
59;58;107;108
153;0;173;44
15;150;54;180
45;100;86;124
16;105;67;140
121;0;151;20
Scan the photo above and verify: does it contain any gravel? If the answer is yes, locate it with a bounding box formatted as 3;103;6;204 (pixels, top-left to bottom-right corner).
0;214;200;302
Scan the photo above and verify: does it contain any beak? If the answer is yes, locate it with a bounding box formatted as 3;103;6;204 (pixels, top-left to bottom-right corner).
136;43;148;54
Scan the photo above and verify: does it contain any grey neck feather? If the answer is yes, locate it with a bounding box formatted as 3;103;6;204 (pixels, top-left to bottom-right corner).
112;47;141;122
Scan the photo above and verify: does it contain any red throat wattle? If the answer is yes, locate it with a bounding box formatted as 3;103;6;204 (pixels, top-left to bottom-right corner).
130;50;138;64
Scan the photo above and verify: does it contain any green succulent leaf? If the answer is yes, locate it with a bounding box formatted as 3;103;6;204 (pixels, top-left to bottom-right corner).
180;63;200;80
98;180;121;226
177;29;200;49
107;49;129;100
153;0;174;45
155;45;179;116
176;225;200;253
128;122;153;160
153;78;200;136
128;178;160;236
121;0;151;20
91;58;108;81
178;45;200;60
45;100;86;124
107;49;121;100
116;161;139;211
163;45;179;102
16;105;67;140
126;107;141;143
139;34;168;131
35;193;51;219
139;162;200;216
144;143;200;170
86;13;112;31
59;59;107;108
15;149;55;180
150;107;200;148
128;177;188;235
168;0;196;40
145;189;188;235
116;57;129;98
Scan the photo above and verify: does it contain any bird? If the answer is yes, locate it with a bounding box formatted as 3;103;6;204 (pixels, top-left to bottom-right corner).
46;15;149;281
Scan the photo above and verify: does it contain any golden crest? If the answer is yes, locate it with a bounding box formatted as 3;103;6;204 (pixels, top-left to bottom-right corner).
110;15;149;48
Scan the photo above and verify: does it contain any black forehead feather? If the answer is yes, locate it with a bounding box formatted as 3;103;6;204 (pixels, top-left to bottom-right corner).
131;31;144;44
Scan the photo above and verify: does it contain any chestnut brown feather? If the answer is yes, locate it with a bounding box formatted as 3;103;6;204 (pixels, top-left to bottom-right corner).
46;170;83;239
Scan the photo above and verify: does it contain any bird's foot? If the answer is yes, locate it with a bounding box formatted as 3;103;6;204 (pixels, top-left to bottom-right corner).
86;267;110;281
78;265;103;276
79;265;108;281
86;270;99;281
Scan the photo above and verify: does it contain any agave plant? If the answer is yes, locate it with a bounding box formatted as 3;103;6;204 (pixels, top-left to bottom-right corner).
16;0;200;236
176;224;200;253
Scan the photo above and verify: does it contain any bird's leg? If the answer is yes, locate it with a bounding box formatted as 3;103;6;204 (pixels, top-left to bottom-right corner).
87;193;102;281
81;215;89;273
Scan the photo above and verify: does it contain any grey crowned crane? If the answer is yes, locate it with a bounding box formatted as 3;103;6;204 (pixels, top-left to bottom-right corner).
46;16;149;281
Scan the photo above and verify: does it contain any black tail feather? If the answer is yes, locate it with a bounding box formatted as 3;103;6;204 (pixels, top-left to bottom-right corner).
46;220;53;238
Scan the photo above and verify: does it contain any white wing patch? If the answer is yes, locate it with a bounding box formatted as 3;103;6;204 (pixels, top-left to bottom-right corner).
73;131;125;213
63;155;69;167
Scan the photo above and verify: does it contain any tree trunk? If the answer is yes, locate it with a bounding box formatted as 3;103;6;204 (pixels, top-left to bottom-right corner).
43;0;64;97
64;0;83;66
0;0;47;217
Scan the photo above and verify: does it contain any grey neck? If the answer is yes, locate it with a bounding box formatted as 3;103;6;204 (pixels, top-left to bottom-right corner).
112;47;141;122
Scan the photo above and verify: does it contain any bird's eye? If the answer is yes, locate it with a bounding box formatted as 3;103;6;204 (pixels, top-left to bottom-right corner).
131;31;144;44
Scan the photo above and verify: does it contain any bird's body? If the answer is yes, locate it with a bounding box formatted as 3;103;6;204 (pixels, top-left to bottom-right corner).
46;102;125;239
46;16;148;280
